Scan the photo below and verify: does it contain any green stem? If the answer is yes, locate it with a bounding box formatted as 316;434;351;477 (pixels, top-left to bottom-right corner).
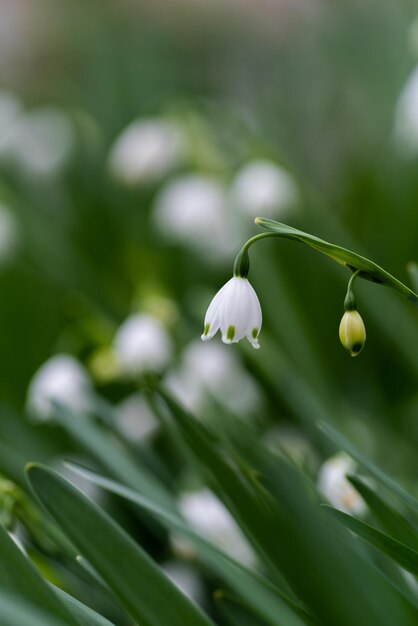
233;233;287;277
344;269;361;311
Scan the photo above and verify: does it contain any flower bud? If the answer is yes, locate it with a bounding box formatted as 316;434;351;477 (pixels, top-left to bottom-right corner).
339;310;366;357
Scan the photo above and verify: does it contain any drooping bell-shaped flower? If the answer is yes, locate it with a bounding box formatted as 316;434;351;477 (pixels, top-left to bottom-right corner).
201;276;262;349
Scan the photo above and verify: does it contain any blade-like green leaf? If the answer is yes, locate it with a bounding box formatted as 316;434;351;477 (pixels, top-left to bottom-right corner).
255;218;418;305
348;475;418;551
0;591;70;626
0;523;77;624
26;463;216;626
323;505;418;577
51;586;116;626
319;421;418;514
53;402;177;515
157;391;418;626
66;461;311;626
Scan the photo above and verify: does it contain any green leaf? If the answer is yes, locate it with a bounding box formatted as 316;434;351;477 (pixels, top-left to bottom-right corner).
348;475;418;551
319;421;418;514
255;218;418;305
65;461;311;626
26;463;216;626
157;391;418;626
53;402;177;515
0;523;77;624
323;505;418;577
0;590;70;626
51;586;116;626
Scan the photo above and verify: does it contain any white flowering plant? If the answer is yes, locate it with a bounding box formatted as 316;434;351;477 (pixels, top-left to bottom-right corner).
2;3;418;625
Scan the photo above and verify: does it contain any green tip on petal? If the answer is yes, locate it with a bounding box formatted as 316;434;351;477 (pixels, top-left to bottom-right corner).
203;323;210;336
227;325;235;341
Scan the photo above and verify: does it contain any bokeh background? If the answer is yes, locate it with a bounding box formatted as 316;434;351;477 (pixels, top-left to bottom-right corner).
1;0;418;621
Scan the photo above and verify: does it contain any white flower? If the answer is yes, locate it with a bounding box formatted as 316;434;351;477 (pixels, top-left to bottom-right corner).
0;107;74;177
116;392;159;441
318;452;366;515
229;159;298;219
394;65;418;155
27;354;92;421
153;174;239;260
113;313;172;376
179;488;255;566
108;118;186;185
166;340;261;416
201;276;262;349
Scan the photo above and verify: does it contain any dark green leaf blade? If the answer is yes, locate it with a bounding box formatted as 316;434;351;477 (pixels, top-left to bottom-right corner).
26;463;216;626
255;218;418;305
348;475;418;551
51;586;117;626
0;523;77;624
53;402;177;515
65;460;312;626
319;421;418;514
324;505;418;577
0;590;70;626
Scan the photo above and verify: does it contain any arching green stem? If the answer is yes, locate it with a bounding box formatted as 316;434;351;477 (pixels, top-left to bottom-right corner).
233;233;285;277
344;270;361;312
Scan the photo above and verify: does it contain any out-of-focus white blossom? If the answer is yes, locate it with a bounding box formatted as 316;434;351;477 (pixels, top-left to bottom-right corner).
201;276;262;348
394;66;418;155
179;488;255;566
113;313;172;376
318;452;366;515
108;118;186;185
0;107;74;177
116;393;159;442
165;340;261;417
0;203;20;266
27;354;92;421
264;426;318;470
229;160;298;219
162;561;205;605
153;174;240;260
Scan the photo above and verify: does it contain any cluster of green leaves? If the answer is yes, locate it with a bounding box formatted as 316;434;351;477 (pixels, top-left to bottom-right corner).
1;392;418;625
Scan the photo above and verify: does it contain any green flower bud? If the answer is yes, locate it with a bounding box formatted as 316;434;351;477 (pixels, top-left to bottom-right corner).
339;310;366;357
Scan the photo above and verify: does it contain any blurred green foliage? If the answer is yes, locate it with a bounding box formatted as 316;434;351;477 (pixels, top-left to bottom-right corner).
0;0;418;623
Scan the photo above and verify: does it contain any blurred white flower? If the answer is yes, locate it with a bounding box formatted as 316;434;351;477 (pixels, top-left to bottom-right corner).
108;118;186;185
264;426;318;470
153;174;240;260
202;276;262;348
318;452;366;515
229;160;298;219
0;107;74;177
166;340;261;417
27;354;92;421
179;488;255;566
394;66;418;155
113;313;172;376
0;203;20;266
116;392;159;441
162;560;205;605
